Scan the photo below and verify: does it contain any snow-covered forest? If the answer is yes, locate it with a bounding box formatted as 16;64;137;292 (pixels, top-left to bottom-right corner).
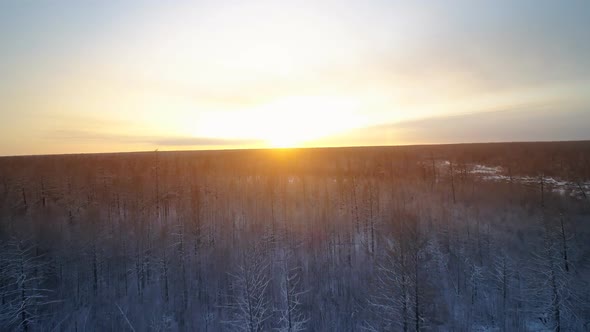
1;142;590;331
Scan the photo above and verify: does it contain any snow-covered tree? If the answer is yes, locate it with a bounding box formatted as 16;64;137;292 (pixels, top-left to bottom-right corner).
0;239;53;331
277;255;308;332
224;247;272;332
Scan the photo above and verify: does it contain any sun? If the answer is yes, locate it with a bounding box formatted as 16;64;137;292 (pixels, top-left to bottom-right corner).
194;95;364;148
268;135;301;148
259;96;363;148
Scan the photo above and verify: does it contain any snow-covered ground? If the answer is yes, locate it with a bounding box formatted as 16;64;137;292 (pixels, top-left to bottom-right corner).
471;164;503;175
467;163;590;199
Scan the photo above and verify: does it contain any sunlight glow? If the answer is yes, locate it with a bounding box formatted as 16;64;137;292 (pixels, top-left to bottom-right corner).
195;96;365;148
2;1;588;156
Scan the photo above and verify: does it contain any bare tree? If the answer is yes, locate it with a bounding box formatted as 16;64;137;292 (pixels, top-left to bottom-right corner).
526;215;585;331
491;252;513;331
0;239;53;331
367;239;404;331
277;250;308;332
224;247;272;332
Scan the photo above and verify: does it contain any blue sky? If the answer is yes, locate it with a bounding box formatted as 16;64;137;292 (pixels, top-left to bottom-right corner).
1;0;589;155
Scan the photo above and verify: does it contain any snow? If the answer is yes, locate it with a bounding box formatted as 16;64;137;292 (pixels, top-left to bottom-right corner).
465;163;590;200
471;165;503;175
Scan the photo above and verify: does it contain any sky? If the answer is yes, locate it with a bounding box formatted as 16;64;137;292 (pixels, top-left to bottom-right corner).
1;0;589;156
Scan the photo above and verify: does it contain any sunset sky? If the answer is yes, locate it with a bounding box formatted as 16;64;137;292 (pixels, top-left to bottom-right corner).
1;0;589;156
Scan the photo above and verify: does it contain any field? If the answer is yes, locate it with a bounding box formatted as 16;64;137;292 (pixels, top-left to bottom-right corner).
1;141;590;331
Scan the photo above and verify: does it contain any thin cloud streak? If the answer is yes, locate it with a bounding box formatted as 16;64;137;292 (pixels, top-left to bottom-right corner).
316;105;590;147
48;130;263;147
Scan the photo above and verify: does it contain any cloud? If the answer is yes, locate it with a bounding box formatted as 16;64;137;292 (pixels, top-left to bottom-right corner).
151;137;263;146
47;130;263;147
316;104;590;146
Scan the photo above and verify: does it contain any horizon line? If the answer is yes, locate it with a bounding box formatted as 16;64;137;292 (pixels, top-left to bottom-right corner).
2;139;589;159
